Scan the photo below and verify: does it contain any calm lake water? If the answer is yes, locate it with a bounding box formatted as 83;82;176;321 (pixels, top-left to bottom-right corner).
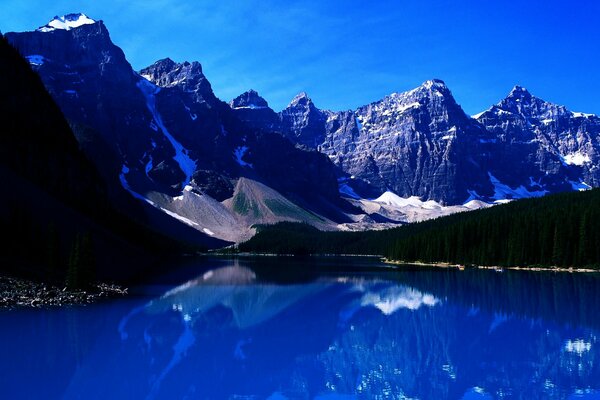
1;257;599;399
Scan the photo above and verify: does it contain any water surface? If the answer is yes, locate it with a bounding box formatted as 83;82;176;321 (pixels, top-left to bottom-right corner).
1;257;599;399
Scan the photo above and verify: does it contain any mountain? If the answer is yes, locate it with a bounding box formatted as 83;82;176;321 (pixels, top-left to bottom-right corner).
234;80;599;205
0;33;227;284
474;86;599;191
6;14;350;242
6;13;599;242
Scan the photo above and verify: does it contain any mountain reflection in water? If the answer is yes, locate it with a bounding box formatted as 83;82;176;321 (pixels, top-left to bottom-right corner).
1;258;599;399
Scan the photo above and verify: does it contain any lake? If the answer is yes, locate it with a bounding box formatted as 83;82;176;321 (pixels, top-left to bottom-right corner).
1;257;599;399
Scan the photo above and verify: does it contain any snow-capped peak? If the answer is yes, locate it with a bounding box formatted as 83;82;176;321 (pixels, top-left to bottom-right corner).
37;13;97;32
422;79;447;90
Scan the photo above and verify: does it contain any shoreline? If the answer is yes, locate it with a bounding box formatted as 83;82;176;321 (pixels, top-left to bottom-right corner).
0;276;128;309
382;258;600;273
203;253;600;273
204;253;599;273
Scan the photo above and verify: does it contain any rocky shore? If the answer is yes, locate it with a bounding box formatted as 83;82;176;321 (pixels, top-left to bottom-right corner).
0;276;128;308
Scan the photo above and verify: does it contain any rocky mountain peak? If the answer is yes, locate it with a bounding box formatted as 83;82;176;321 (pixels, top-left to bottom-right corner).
414;78;453;99
288;92;313;108
139;59;206;89
373;78;466;125
506;85;533;101
494;86;569;120
37;13;98;32
422;78;447;90
230;89;269;109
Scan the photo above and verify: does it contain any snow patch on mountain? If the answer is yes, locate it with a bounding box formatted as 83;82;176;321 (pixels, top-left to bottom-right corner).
25;55;45;65
339;184;361;200
571;111;594;118
374;191;442;209
232;105;268;110
184;105;197;121
159;208;199;227
488;173;548;200
561;152;591;166
144;156;153;176
119;165;155;205
569;180;592;191
137;77;196;190
38;14;96;32
233;146;252;168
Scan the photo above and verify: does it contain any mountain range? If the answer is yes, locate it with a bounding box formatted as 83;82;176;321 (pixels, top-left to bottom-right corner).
5;13;599;243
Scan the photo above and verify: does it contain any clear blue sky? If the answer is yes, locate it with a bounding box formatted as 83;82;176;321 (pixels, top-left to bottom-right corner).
2;0;599;115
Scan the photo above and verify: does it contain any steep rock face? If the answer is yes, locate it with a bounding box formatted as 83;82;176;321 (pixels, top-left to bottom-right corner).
475;86;599;190
229;90;281;132
280;92;329;148
322;80;491;204
233;80;493;204
233;80;599;205
5;16;189;195
230;89;269;109
140;58;217;103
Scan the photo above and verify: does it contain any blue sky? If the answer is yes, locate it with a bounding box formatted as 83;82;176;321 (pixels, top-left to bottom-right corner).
1;0;599;115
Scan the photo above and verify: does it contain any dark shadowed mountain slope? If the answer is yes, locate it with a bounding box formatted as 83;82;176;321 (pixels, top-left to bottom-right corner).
0;34;227;284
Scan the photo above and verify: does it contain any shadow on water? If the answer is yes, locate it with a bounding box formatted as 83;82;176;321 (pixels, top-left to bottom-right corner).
1;256;599;399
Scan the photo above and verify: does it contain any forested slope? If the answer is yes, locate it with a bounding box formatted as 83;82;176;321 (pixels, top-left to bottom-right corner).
239;189;600;268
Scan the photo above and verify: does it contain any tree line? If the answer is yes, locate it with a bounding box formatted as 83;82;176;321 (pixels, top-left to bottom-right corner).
239;189;600;268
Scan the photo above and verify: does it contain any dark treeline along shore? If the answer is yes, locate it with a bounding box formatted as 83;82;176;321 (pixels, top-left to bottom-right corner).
0;35;224;292
240;188;600;269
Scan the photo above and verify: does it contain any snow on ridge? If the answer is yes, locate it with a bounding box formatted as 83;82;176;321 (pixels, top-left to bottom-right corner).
394;101;421;114
232;105;268;110
137;78;196;190
561;152;591;166
571;111;595;118
374;191;441;209
38;13;96;32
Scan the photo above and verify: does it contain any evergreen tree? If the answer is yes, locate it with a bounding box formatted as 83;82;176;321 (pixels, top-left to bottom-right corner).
66;232;96;290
